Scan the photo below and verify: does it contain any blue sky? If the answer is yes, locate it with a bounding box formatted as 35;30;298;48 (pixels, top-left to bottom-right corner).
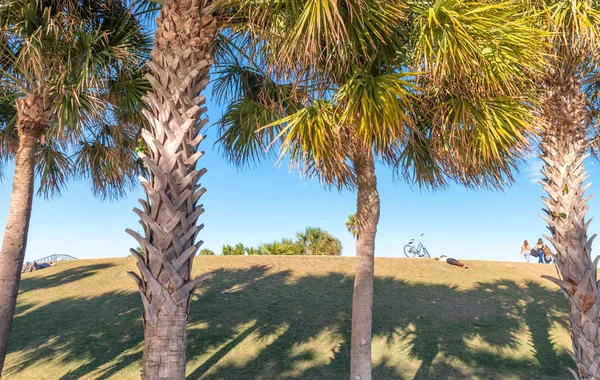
1;90;598;263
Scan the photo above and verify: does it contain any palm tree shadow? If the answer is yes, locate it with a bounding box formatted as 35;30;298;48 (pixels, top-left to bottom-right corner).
185;268;572;379
6;263;573;380
399;279;572;379
524;280;571;374
18;263;115;294
6;291;142;380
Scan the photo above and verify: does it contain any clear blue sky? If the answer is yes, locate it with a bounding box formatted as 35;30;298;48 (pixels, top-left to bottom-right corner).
1;86;598;263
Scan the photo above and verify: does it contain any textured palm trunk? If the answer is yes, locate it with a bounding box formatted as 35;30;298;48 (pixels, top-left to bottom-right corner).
0;92;51;374
126;1;218;379
350;149;380;380
539;73;600;380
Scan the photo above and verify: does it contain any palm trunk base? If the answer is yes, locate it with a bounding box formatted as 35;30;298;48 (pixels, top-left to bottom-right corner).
350;255;374;380
142;308;188;380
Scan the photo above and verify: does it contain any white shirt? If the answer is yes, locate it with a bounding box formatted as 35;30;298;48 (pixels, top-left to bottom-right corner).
439;257;448;263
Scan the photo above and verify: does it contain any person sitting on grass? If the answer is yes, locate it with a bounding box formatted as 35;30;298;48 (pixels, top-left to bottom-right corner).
435;255;469;269
530;238;546;263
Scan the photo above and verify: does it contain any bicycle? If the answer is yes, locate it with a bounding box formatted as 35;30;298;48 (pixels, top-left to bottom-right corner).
403;233;430;258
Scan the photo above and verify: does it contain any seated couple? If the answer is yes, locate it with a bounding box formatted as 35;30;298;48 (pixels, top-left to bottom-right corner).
521;239;553;264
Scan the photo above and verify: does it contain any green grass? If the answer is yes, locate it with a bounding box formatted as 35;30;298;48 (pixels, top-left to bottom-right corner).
5;256;572;379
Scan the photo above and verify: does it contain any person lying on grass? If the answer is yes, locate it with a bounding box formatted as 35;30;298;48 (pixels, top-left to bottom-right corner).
435;255;469;269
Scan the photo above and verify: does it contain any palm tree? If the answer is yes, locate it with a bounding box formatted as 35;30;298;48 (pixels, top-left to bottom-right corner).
0;0;149;372
296;227;342;256
526;2;600;377
216;1;546;378
123;0;253;376
124;0;301;374
346;213;359;240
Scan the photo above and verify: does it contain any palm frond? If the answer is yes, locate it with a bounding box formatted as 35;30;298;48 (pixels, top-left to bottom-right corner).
239;0;405;83
0;0;150;198
274;100;354;189
73;138;139;200
217;98;283;167
336;73;419;152
411;0;548;97
35;140;71;198
399;94;536;189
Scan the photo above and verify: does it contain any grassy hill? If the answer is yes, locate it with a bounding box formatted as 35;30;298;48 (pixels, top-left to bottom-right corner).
4;256;572;379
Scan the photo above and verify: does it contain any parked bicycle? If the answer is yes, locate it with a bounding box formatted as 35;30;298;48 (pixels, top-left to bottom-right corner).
403;233;430;258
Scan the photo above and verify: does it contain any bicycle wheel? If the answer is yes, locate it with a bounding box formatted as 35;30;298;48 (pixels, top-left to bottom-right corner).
422;247;430;258
403;245;416;258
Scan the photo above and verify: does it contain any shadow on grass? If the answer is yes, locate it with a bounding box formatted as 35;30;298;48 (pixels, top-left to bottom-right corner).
6;264;572;379
18;263;115;294
6;290;142;380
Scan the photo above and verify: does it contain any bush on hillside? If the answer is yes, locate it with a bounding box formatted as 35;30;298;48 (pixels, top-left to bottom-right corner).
222;228;342;256
245;247;262;255
258;239;304;256
296;227;342;256
222;243;245;255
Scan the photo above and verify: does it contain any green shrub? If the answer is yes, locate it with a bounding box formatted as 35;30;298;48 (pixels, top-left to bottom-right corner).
222;243;246;255
224;228;342;256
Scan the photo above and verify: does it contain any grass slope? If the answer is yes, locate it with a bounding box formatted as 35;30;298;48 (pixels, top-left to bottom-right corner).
5;256;571;380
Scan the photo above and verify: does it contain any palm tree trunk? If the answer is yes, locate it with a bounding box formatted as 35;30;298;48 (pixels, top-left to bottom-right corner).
0;133;37;373
142;308;188;378
539;73;600;380
0;92;51;374
350;149;380;380
126;1;217;378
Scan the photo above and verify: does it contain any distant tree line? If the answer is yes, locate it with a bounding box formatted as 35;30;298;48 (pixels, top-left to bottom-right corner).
221;227;342;256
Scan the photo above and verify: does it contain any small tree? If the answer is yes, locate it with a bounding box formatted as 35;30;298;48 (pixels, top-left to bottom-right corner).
346;213;359;240
296;227;342;256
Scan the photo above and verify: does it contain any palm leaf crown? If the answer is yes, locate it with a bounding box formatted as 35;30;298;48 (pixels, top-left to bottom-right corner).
215;0;548;190
0;0;151;198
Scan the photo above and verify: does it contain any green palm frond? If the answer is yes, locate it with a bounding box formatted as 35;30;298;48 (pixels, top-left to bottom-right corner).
213;63;269;105
411;0;547;97
73;137;139;200
587;69;600;158
218;0;546;194
0;0;150;198
35;140;71;198
395;122;448;189
241;0;405;82
401;95;536;189
215;59;307;167
131;0;162;21
0;118;18;181
545;0;600;44
217;98;284;167
107;69;151;121
336;73;419;150
273;100;354;188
